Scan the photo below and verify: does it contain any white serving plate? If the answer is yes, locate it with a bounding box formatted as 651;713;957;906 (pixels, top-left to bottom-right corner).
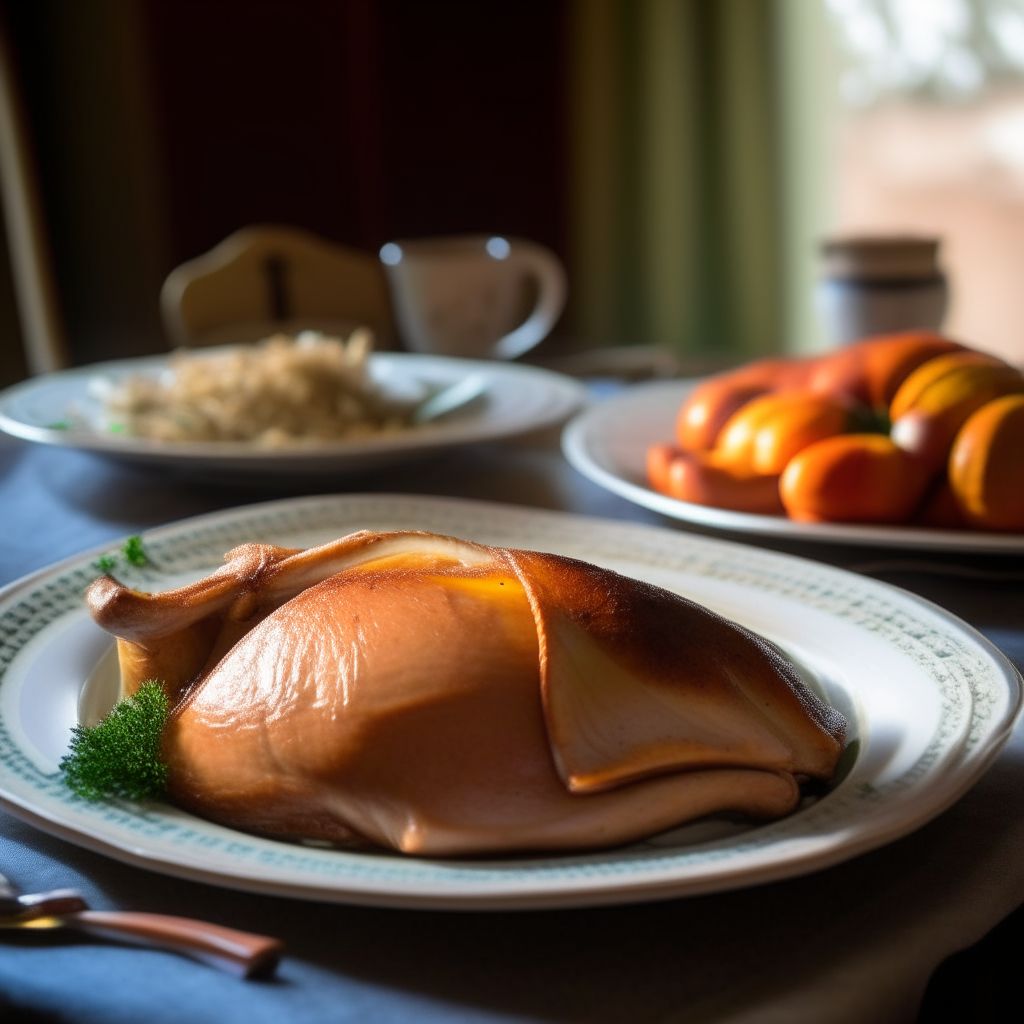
0;351;586;476
0;495;1019;909
562;379;1024;553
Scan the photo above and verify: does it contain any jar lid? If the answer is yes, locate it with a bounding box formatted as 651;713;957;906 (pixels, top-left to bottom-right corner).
820;236;942;281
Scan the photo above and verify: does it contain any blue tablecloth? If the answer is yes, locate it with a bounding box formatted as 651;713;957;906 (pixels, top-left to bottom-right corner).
2;430;1023;1024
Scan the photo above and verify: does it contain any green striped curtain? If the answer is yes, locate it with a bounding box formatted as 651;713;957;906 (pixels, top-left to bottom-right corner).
566;0;829;358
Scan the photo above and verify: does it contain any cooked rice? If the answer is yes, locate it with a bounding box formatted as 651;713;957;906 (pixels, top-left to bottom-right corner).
101;330;411;446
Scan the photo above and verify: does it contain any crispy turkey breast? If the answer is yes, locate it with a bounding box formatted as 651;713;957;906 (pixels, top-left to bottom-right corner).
86;532;845;855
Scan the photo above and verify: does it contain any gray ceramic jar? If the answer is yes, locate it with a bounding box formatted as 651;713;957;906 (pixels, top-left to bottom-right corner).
815;237;948;346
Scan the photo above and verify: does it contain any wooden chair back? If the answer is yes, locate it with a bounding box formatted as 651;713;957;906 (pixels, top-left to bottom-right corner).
160;225;397;348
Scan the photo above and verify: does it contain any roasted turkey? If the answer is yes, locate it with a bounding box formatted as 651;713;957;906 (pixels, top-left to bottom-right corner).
86;531;846;855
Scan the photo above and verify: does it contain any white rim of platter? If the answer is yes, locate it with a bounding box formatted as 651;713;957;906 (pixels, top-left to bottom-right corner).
562;378;1024;553
0;351;586;475
0;494;1019;910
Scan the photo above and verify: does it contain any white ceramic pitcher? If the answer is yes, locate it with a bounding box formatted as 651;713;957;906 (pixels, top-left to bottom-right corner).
380;235;567;360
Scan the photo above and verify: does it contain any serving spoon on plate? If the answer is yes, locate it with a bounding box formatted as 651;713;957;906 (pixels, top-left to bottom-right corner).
411;372;489;425
0;870;282;978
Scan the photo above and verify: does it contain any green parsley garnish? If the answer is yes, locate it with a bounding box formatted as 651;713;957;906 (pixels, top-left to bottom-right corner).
60;681;169;801
91;537;149;575
47;421;70;431
108;423;125;433
122;535;148;567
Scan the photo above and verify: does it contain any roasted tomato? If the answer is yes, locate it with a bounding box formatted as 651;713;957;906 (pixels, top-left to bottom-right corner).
807;331;963;409
674;332;961;454
888;350;1007;421
948;394;1024;531
647;445;783;515
714;392;851;476
646;443;677;495
779;434;932;524
667;452;784;515
914;475;968;530
675;359;806;453
890;358;1024;471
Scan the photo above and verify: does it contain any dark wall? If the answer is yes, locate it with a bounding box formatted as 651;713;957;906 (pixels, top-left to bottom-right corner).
147;0;567;262
3;0;567;366
3;0;171;364
373;1;566;253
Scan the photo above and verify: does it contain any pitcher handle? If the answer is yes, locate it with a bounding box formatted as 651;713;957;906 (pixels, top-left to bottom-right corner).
492;241;567;360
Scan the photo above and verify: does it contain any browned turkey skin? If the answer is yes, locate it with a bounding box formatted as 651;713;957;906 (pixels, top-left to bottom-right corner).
86;532;846;856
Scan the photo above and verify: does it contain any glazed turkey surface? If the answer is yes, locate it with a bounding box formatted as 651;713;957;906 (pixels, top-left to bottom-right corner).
86;531;846;855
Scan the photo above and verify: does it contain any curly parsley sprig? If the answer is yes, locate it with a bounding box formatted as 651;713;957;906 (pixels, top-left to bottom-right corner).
60;681;170;801
92;535;150;574
122;535;148;567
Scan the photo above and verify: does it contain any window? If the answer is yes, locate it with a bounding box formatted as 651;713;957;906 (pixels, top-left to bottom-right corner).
826;0;1024;364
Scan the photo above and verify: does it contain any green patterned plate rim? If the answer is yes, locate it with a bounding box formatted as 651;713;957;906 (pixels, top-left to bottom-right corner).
0;494;1019;909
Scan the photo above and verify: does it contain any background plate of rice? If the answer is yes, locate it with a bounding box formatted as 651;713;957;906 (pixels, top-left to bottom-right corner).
0;347;586;477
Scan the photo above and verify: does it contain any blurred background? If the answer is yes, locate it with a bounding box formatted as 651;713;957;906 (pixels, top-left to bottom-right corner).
2;0;1024;389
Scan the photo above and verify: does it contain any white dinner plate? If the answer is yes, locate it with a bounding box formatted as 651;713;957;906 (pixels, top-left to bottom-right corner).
0;351;586;476
562;379;1024;553
0;495;1019;909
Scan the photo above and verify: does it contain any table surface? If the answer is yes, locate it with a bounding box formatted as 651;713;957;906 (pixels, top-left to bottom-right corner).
1;421;1023;1024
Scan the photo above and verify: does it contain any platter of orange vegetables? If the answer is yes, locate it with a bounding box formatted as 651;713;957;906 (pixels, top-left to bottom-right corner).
561;331;1024;551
